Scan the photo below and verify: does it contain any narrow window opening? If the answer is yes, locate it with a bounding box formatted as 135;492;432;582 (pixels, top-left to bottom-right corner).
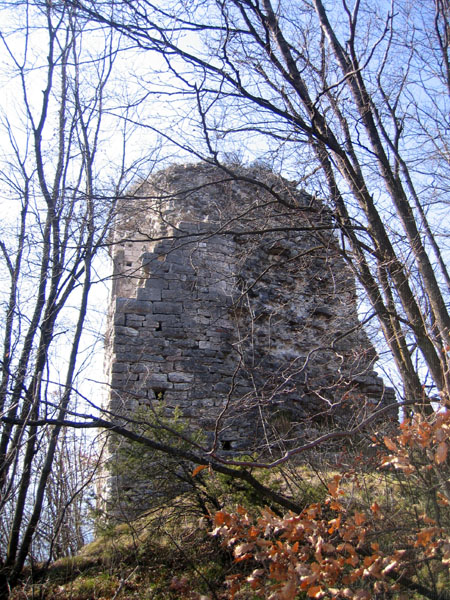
156;322;162;331
126;261;132;267
221;440;232;451
153;388;166;401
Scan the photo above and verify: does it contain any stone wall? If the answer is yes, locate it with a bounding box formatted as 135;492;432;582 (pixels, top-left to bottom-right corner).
102;163;394;512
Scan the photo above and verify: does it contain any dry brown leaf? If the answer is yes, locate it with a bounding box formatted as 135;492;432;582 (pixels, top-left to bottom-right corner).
435;441;448;464
192;464;208;477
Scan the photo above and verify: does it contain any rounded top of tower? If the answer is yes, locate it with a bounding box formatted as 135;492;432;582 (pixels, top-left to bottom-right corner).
113;162;320;245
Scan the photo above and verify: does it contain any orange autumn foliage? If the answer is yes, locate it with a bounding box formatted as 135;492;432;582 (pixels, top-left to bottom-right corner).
212;412;450;599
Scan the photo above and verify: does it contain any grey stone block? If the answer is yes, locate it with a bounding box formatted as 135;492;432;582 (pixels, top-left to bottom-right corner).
116;298;153;315
115;326;139;337
152;302;183;314
137;287;162;301
144;277;168;290
168;372;194;383
161;288;188;300
113;311;125;325
145;373;168;386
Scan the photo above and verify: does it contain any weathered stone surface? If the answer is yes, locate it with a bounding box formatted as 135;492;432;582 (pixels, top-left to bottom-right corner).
136;287;162;301
168;372;194;383
101;163;395;517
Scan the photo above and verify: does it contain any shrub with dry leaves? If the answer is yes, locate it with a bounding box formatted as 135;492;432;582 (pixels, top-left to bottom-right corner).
212;412;450;599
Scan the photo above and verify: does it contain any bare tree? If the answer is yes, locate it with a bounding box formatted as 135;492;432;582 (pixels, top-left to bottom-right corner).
1;0;449;593
74;0;450;407
38;426;99;562
0;0;153;591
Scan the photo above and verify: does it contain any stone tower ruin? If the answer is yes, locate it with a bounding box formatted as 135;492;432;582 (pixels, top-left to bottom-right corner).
103;163;393;511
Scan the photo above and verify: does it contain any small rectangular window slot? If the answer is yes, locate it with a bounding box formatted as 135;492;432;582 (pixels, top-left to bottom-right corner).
153;388;165;401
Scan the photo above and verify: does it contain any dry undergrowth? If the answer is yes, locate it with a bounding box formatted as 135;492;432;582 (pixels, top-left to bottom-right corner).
8;413;450;599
